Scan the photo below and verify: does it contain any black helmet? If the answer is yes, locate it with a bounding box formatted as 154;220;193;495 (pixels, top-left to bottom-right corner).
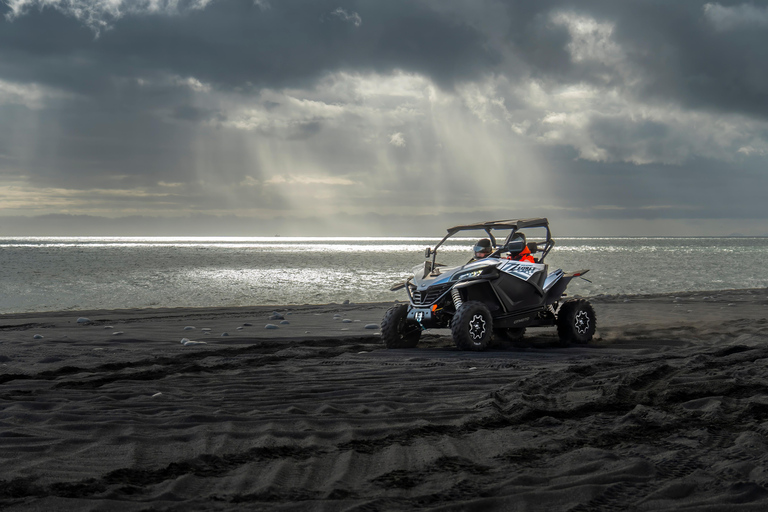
507;232;526;254
473;238;492;259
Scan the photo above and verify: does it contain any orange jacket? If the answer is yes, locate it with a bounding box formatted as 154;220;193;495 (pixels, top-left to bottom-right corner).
511;245;535;263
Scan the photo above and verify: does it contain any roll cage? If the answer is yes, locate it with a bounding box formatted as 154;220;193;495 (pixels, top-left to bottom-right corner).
424;218;554;271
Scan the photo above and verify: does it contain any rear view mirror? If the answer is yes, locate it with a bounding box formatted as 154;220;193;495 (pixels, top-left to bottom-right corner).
424;247;432;258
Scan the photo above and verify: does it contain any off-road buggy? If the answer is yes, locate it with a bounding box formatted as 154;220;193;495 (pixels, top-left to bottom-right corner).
382;218;595;350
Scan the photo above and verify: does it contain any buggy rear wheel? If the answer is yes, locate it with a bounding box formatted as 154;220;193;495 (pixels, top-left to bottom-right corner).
556;299;596;344
381;304;421;348
452;301;493;351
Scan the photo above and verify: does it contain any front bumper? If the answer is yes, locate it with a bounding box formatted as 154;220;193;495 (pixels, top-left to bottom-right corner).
406;307;438;328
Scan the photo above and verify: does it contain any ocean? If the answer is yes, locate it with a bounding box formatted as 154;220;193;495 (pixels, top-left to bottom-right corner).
1;236;767;314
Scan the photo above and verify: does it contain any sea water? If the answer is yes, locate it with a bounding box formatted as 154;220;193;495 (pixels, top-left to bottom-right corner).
1;237;767;314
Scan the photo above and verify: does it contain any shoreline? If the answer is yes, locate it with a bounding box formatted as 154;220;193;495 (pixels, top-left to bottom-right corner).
2;285;766;316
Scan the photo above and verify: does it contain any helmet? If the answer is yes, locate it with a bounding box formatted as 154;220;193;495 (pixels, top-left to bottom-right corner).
508;233;526;253
473;238;492;259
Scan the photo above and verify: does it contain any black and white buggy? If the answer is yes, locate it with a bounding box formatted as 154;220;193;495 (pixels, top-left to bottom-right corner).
382;218;595;351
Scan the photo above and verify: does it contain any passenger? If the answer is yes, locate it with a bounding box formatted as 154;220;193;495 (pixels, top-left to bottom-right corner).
473;238;493;260
515;244;535;263
507;234;535;263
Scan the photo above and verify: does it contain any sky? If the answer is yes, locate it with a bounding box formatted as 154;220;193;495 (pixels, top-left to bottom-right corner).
1;0;768;236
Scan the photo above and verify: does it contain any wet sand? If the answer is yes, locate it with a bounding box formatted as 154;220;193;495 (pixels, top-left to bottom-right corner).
1;289;768;511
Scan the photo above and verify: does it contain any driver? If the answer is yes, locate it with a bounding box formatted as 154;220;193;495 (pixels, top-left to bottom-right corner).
473;238;493;260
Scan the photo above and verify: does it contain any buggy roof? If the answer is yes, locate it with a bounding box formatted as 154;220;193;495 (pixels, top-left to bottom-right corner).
445;218;549;234
432;217;553;258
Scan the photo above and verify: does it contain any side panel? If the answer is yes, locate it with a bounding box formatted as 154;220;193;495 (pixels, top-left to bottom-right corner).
492;261;547;312
457;280;504;314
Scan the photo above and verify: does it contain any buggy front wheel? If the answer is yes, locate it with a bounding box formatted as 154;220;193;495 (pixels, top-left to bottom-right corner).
381;304;421;348
452;301;494;351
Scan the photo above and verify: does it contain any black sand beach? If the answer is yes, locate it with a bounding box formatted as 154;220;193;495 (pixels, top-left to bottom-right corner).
2;289;768;511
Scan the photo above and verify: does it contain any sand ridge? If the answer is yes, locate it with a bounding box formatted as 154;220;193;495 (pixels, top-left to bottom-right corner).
1;289;768;510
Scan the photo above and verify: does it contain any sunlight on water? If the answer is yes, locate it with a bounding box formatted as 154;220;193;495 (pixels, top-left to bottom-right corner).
1;237;767;313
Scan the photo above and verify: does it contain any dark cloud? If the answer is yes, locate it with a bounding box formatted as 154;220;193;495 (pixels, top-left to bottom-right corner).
609;2;768;119
0;0;498;93
4;0;768;117
495;1;768;120
586;117;675;163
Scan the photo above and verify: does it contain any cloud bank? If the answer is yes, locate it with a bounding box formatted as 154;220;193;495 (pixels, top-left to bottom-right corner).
1;0;768;235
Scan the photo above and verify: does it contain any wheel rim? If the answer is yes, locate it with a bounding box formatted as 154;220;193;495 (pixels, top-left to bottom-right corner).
468;314;487;341
574;310;590;335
